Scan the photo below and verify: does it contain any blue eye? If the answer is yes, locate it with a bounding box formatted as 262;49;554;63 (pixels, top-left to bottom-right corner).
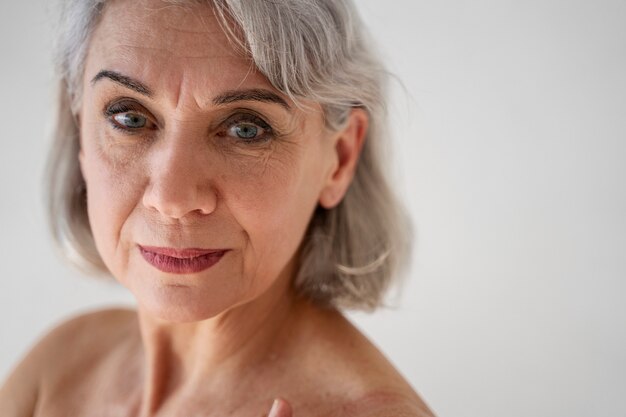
104;100;155;133
228;123;262;140
221;113;273;143
113;112;147;129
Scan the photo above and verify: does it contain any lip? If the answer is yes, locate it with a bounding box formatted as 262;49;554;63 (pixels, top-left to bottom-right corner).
138;245;228;274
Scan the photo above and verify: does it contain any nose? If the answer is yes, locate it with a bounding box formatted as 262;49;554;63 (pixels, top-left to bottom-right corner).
142;134;218;219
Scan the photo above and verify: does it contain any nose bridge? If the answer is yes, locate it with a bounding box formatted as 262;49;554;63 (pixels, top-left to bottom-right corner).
143;126;217;218
157;129;201;181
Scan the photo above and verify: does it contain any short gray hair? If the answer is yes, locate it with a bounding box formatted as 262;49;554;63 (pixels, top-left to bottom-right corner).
46;0;412;310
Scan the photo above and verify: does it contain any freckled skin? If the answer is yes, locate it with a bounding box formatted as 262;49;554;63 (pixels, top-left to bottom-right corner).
0;1;434;416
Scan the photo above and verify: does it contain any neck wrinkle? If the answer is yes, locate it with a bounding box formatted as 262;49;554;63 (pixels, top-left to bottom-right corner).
135;265;301;416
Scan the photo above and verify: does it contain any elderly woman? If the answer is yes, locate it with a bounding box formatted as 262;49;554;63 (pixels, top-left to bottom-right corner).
0;0;433;416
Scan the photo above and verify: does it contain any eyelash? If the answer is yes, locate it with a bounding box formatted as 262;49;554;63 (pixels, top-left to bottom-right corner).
217;113;274;143
103;100;276;143
104;102;154;133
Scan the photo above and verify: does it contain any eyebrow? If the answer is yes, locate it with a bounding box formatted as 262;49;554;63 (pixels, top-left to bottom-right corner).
91;69;290;110
91;70;153;97
212;89;290;110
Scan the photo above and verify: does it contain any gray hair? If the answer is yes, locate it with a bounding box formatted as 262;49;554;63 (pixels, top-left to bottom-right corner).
47;0;412;310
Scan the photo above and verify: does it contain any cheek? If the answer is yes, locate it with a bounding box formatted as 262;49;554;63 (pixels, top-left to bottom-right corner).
221;146;322;277
80;126;146;267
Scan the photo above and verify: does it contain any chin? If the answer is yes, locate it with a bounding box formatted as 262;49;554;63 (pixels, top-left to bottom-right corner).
136;286;237;323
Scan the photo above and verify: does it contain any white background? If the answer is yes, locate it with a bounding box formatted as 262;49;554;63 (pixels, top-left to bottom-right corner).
1;1;625;416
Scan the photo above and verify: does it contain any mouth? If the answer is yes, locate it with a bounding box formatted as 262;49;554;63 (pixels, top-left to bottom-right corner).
138;245;228;274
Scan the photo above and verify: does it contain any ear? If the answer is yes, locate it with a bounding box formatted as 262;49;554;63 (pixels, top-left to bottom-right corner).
319;108;369;209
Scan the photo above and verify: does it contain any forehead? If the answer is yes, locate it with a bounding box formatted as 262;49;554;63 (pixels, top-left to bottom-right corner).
94;0;232;56
84;0;275;102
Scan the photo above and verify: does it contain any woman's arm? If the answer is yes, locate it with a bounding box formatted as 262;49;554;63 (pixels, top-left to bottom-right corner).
0;342;42;416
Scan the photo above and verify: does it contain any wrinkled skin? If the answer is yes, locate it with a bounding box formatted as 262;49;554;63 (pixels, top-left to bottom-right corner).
0;1;434;416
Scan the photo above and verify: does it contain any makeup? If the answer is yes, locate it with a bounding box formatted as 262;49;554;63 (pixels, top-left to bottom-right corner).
139;246;228;274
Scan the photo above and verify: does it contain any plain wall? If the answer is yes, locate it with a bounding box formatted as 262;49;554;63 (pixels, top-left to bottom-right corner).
1;1;625;416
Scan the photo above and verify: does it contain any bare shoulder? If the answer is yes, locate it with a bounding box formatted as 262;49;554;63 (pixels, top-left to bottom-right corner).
329;370;436;417
4;307;137;374
42;307;137;345
25;307;137;368
0;307;137;416
49;308;138;372
291;303;435;417
340;390;436;417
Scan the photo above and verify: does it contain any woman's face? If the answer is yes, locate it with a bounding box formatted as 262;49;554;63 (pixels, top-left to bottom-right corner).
78;0;340;322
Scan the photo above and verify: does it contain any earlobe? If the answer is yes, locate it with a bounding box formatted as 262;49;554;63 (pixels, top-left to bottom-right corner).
319;108;368;209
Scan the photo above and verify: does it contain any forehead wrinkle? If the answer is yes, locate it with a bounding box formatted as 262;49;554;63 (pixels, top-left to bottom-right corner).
99;1;233;57
91;0;277;113
107;35;233;60
171;71;199;114
163;25;225;36
174;62;277;112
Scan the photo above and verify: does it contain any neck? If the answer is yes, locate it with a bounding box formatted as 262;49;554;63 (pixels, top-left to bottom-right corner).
134;268;303;415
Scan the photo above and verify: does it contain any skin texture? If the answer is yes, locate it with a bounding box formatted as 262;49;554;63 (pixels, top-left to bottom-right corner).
0;1;435;416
